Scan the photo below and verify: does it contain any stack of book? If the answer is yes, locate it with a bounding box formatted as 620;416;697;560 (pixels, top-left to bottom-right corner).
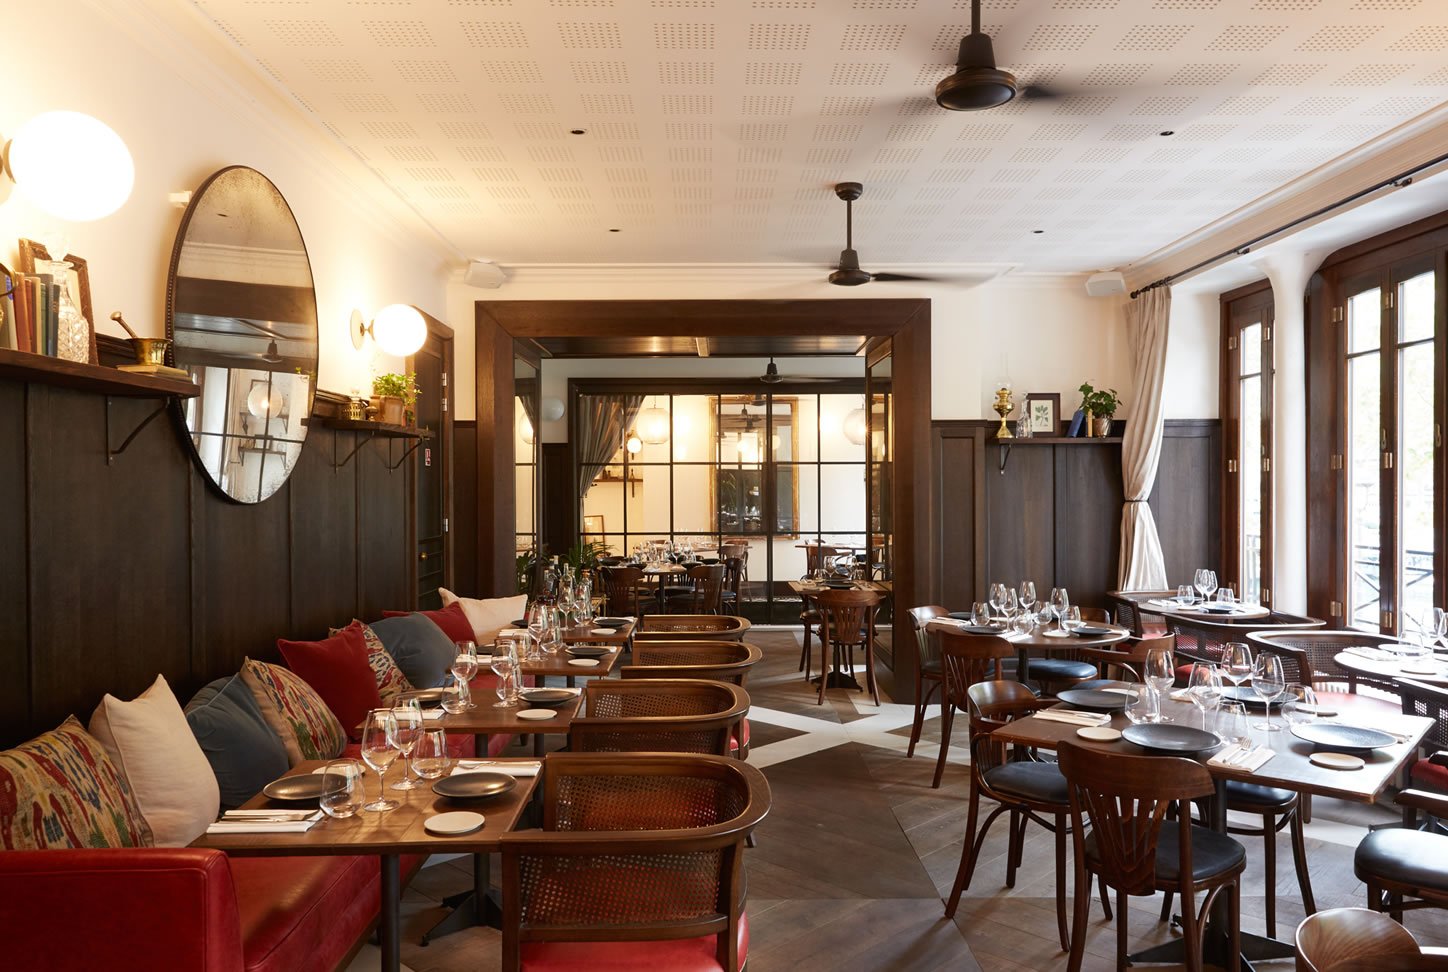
0;270;63;356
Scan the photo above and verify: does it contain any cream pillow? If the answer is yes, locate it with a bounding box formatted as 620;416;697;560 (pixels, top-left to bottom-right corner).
438;589;528;644
89;674;221;847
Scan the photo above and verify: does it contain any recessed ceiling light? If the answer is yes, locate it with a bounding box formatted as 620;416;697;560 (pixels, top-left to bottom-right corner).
570;129;586;135
1159;130;1175;137
1032;229;1044;234
608;228;621;233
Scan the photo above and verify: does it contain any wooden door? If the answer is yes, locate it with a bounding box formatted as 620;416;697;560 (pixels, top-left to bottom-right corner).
410;316;454;607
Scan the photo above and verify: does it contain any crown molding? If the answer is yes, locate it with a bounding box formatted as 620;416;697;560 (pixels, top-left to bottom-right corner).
1123;104;1448;292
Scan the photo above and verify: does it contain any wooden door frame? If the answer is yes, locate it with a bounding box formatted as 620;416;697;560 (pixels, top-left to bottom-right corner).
408;310;454;605
473;298;932;701
1219;280;1274;606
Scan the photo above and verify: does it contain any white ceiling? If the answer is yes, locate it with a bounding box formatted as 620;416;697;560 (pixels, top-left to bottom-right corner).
189;0;1448;272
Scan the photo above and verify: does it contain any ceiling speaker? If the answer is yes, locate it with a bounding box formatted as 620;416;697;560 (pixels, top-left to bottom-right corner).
464;261;505;289
1085;271;1126;297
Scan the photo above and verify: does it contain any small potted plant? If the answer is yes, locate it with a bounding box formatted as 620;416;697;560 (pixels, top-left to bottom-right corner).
372;372;420;427
1078;381;1122;437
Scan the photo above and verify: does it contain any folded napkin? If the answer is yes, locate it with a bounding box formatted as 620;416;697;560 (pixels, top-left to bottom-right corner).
1145;599;1190;610
1208;743;1275;772
1169;689;1193;702
207;810;323;834
453;759;542;778
1035;709;1112;727
1002;631;1030;643
421;709;445;721
1343;645;1396;661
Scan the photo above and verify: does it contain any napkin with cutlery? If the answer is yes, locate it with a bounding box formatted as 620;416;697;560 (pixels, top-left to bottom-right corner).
207;810;323;834
1342;645;1397;662
453;759;542;778
1145;599;1192;611
1034;709;1113;727
1208;743;1275;772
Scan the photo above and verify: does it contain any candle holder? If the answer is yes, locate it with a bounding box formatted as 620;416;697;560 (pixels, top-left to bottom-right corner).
992;386;1015;439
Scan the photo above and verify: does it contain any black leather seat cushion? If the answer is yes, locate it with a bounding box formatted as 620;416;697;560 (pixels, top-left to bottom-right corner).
983;761;1069;806
801;610;821;623
1224;780;1297;811
1029;659;1098;680
1085;821;1245;883
922;659;942;676
1355;829;1448;891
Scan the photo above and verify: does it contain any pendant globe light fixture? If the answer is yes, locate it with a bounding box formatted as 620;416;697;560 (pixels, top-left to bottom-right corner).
843;403;869;446
636;397;670;445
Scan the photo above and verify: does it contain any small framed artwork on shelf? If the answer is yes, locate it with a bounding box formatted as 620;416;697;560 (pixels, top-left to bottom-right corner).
17;238;98;364
1024;393;1061;436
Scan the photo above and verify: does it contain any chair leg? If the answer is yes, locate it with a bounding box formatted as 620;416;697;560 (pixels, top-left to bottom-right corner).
1066;860;1092;972
932;704;954;789
1054;817;1069;952
944;785;983;918
1098;875;1113;921
1159;889;1173;924
1289;804;1317;915
1300;792;1312;823
816;639;830;705
1228;879;1242;972
906;680;937;758
1005;810;1023;888
1262;811;1278;939
799;624;811;675
863;638;880;706
1366;879;1383;912
1179;883;1201;972
1115;889;1130;972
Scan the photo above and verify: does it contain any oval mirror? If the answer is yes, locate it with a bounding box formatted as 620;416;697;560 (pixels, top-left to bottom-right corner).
167;166;318;503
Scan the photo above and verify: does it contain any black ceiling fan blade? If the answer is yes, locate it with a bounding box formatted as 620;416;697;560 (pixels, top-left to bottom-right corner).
1018;84;1064;101
870;272;944;282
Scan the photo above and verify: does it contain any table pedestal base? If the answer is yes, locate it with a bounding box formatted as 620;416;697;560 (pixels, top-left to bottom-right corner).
420;853;500;944
1129;925;1294;970
811;671;862;691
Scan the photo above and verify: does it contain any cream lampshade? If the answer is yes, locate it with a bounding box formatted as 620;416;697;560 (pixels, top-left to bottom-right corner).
5;111;134;221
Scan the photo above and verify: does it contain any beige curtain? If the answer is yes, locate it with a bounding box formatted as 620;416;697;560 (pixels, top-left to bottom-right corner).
1118;287;1171;590
577;394;643;498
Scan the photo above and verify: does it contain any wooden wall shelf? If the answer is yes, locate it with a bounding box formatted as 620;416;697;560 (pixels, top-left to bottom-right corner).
0;347;198;399
990;435;1125;472
317;417;424;438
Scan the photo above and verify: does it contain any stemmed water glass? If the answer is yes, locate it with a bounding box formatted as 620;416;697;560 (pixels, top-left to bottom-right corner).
1280;683;1318;732
491;649;518;708
1001;588;1019;623
1144;643;1175;722
360;709;400;812
412;729;451;784
1019;581;1037;615
988;582;1007;619
453;641;479;709
1221;642;1253;699
389;699;423;791
1049;588;1070;629
1253;654;1286;731
1187;663;1224;734
1194;568;1218;603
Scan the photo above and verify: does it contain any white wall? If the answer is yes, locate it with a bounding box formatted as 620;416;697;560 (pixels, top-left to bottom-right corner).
449;268;1145;425
1164;288;1222;419
0;0;455;397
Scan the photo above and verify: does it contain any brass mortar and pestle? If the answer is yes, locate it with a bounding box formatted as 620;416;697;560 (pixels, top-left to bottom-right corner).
111;311;171;366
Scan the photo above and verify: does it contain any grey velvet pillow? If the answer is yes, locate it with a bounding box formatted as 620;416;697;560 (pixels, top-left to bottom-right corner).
368;613;457;689
184;676;290;811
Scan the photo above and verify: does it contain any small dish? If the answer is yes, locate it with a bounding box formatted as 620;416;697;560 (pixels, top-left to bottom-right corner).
424;810;486;835
1309;751;1365;771
1077;726;1122;742
567;645;610;658
516;708;556;721
262;775;337;803
518;687;576;705
567;658;600;668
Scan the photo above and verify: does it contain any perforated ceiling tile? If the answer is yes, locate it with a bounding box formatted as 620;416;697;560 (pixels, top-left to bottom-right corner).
1252;0;1319;8
439;120;491;139
1117;25;1194;51
1350;0;1422;9
1298;26;1380;52
1081;62;1150;85
1054;0;1120;8
1389;26;1448;51
1076;145;1132;162
887;122;939;141
513;121;568;138
1331;63;1409;85
665;121;713;139
1153;0;1220;8
393;59;456;82
1416;65;1448;85
337;92;398;112
748;24;811;49
739;122;790;141
927;166;974;182
943;145;994;162
1365;95;1440;115
1250;62;1325;84
1102;123;1160;140
1206;25;1286;52
1053;95;1117;115
592;121;640;139
557;22;623;47
570;60;628;83
1022;25;1096;51
915;62;955;84
658;61;714;84
580;92;634;113
460;21;528;47
496;92;552;113
483;60;544;83
1289;96;1354;115
875;146;923;163
1211;95;1276;114
458;145;507;162
1054;167;1104;182
1165;62;1239;84
1131;95;1198;114
829;62;891;85
1248;123;1309;140
955;123;1011;142
1031;122;1089;140
897;96;948;115
820;96;876;116
528;145;577;163
743;94;795;115
307;58;372;82
841;24;907;51
385;144;438;161
361;120;418;138
1176;122;1237;139
654;23;715;48
364;20;435;46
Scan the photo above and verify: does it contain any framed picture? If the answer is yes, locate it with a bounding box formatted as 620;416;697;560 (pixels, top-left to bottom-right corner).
583;514;605;539
18;239;98;364
1025;393;1061;436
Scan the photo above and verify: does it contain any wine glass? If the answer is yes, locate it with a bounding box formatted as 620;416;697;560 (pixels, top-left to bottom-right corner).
1049;588;1070;629
1144;644;1175;723
1253;653;1286;731
1280;684;1317;731
1187;663;1223;733
1002;588;1019;621
1219;701;1251;753
988;582;1006;618
440;683;468;715
539;617;563;656
360;709;400;812
1019;581;1037;614
319;759;365;819
389;700;423;791
412;729;451;783
1221;642;1253;698
491;651;518;708
1177;584;1195;605
1194;568;1218;603
971;601;991;626
452;641;479;709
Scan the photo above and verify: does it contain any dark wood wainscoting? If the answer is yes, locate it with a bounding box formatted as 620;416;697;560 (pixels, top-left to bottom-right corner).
453;419;479;598
929;420;1220;609
0;344;416;748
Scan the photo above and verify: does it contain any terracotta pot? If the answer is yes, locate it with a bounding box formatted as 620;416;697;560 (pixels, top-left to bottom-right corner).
1093;416;1113;437
374;395;405;425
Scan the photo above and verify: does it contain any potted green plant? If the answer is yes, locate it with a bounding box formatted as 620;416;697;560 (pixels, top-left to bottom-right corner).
1078;381;1122;437
371;372;419;427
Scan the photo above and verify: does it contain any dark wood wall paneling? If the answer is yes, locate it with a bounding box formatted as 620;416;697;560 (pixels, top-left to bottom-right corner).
453;420;479;597
540;442;574;558
929;419;1220;609
0;337;415;748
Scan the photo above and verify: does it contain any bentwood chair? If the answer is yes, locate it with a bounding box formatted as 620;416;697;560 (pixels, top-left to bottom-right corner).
1397;679;1448;800
905;606;948;760
1295;908;1431;972
1247;630;1404;699
720;557;744;614
599;565;647;618
666;564;726;615
635;614;751;642
1356;787;1448;919
1074;634;1175;685
499;753;769;972
570;679;750;758
1059;741;1246;972
622;641;763;760
814;588;883;706
1106;591;1175;638
931;633;1017;788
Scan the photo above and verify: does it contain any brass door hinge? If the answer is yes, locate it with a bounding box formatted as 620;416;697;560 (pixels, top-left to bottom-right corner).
1386;290;1396;310
1263;325;1272;341
1227;335;1238;351
1227;458;1238;473
1329;600;1342;617
442;397;448;413
1263;456;1272;473
1331;306;1344;323
1262;587;1270;605
442;374;448;387
1330;454;1343;470
1383;609;1395;630
1383;451;1395;470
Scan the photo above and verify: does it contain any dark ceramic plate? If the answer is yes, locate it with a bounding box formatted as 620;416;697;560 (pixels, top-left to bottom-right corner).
432;772;517;800
1220;684;1282;709
1056;689;1130;712
263;775;340;803
822;581;855;589
1198;605;1239;614
518;687;576;705
1072;625;1116;637
567;645;610;657
593;619;628;629
511;618;528;628
397;687;448;707
1290;723;1397;753
1122;723;1221;754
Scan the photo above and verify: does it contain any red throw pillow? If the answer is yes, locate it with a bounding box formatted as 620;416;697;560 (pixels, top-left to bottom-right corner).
277;622;383;741
381;603;474;645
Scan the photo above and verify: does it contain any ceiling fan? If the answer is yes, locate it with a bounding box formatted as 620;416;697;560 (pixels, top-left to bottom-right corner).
935;0;1063;111
827;183;941;287
234;318;286;363
758;357;844;385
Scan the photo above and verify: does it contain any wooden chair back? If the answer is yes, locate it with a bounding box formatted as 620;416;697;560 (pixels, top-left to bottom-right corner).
1076;633;1175;683
815;588;882;649
572;679;749;756
636;614;751;641
600;565;645;616
723;556;744;602
965;679;1046;777
1295;907;1422;972
500;752;769;972
1080;606;1111;623
676;563;726;614
622;641;763;687
908;605;949;673
804;543;840;575
1057;741;1217;896
1397;677;1448;768
1106;591;1175;637
939;633;1017;712
1247;630;1398;694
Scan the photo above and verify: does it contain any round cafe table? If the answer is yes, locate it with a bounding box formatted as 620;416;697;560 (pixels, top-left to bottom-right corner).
1334;648;1448;688
1140;596;1273;623
927;619;1129;682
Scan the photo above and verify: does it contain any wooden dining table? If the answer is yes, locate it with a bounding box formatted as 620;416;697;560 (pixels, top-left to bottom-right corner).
191;757;542;972
993;694;1432;967
926;618;1130;682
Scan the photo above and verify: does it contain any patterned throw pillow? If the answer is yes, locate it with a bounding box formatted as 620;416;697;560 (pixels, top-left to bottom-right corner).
239;658;347;765
331;620;413;703
0;716;152;850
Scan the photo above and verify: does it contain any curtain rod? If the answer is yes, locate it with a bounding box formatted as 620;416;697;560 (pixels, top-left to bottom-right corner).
1128;149;1448;300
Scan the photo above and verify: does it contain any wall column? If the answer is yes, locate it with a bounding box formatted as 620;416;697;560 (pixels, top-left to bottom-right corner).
1253;250;1320;614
